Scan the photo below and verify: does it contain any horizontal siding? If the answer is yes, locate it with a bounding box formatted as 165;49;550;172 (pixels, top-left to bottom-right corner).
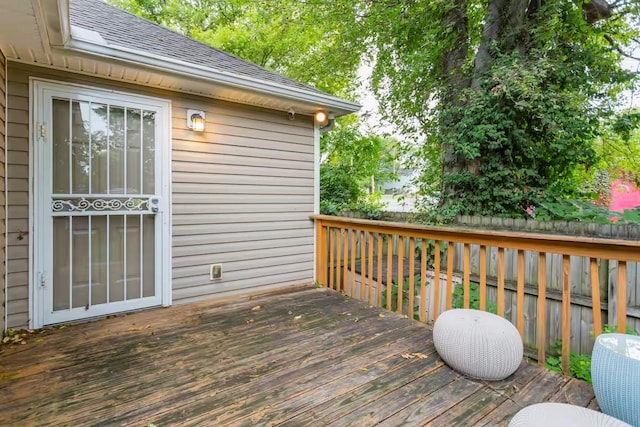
5;62;316;328
6;63;28;328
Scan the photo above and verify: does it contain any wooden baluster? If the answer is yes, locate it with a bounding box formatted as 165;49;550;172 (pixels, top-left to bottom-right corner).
433;241;441;320
420;239;427;323
397;237;404;314
335;229;342;292
342;229;349;295
479;245;487;311
316;221;327;287
368;232;374;304
537;252;547;365
497;247;505;317
329;228;335;290
562;254;571;375
359;230;366;302
618;261;627;333
386;236;393;310
408;238;416;319
463;244;470;309
590;258;602;338
377;234;383;308
446;241;454;310
350;229;356;298
517;249;525;337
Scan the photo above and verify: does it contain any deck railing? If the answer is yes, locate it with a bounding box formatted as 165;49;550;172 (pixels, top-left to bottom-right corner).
312;214;640;374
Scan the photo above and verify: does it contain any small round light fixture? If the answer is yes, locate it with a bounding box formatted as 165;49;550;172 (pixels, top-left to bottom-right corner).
187;109;206;132
315;111;328;126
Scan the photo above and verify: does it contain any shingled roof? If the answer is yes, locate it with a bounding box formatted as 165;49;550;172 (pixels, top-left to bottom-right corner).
70;0;329;97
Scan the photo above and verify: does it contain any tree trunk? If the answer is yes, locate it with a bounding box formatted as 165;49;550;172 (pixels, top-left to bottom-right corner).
440;0;537;206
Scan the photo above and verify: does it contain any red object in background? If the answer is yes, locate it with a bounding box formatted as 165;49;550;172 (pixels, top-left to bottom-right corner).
609;179;640;212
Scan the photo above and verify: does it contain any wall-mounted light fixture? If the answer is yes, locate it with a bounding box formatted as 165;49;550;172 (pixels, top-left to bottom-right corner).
187;109;206;132
314;111;328;126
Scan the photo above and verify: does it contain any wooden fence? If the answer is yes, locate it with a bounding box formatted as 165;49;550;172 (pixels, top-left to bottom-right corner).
312;214;640;375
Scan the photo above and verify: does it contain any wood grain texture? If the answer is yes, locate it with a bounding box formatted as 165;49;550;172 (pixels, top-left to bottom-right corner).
446;241;454;310
408;238;416;319
590;258;602;338
562;254;571;375
0;286;594;426
618;261;627;332
463;244;471;309
538;252;547;365
433;241;441;320
498;247;505;316
397;237;404;314
420;240;427;322
517;249;525;336
479;245;487;312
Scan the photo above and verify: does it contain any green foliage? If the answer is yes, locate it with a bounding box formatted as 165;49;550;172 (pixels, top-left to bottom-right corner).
109;0;363;98
595;109;640;187
533;200;640;225
320;125;400;215
545;349;593;383
545;326;638;384
451;283;497;314
363;0;639;217
381;277;421;320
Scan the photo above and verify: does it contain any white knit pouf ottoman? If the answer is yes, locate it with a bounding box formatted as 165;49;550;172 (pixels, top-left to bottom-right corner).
432;308;522;380
509;403;631;427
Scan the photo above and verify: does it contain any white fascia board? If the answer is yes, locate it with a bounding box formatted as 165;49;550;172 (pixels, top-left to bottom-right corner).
63;35;361;116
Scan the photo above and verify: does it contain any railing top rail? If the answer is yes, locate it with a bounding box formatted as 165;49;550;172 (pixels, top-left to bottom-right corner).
311;214;640;261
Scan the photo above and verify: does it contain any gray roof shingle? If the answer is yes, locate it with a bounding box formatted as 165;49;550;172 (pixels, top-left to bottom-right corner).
70;0;329;96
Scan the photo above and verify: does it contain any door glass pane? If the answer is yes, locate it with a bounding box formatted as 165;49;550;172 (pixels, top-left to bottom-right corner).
91;216;108;305
126;109;142;194
52;99;70;194
143;215;155;297
91;103;109;194
53;217;70;311
142;111;155;194
126;215;141;300
109;106;125;194
71;101;90;194
72;217;89;308
109;215;125;303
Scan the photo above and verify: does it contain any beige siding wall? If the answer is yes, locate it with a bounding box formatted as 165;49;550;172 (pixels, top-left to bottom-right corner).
0;50;5;333
6;62;315;328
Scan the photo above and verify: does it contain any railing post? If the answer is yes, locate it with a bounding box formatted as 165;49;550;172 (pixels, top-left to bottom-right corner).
315;219;328;287
516;249;525;337
561;255;571;375
617;261;627;333
590;258;602;338
537;252;547;365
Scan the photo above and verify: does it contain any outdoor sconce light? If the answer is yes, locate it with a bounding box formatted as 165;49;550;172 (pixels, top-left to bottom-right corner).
187;109;205;132
314;110;328;126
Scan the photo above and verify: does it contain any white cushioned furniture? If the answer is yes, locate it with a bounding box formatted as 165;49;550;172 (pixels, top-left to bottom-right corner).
509;403;631;427
433;308;522;380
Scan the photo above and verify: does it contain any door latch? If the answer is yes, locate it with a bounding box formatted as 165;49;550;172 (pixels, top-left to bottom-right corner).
149;197;160;213
40;272;46;287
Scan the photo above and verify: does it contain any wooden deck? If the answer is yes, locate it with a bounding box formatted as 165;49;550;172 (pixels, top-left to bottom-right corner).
0;286;596;426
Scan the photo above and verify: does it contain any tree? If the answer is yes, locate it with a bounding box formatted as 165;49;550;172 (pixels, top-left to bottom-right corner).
363;0;639;217
320;125;400;214
112;0;640;218
109;0;363;98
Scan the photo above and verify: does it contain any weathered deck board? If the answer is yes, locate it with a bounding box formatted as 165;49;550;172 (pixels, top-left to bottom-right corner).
0;285;595;426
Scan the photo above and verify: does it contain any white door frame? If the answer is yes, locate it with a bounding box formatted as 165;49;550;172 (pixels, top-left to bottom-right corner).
29;78;172;328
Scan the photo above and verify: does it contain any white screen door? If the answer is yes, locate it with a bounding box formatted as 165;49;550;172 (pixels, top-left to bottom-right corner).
32;80;171;327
